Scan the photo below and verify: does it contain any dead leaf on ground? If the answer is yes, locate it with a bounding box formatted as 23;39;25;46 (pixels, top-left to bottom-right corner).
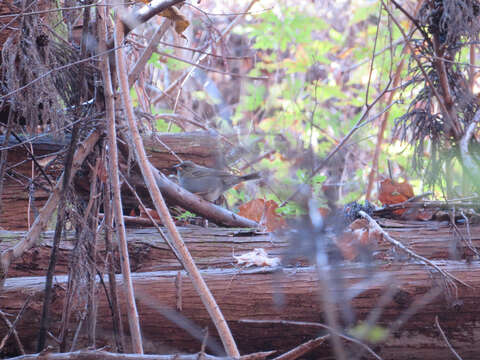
238;199;286;232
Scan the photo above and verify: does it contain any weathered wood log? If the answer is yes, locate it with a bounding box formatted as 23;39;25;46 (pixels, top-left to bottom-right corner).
2;227;277;277
2;220;479;277
0;132;221;230
142;131;223;170
0;262;478;359
377;218;480;260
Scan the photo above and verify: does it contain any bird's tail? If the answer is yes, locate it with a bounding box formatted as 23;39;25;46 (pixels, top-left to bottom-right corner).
240;172;261;182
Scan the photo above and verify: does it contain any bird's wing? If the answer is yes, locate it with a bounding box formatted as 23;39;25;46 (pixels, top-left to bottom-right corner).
189;166;231;178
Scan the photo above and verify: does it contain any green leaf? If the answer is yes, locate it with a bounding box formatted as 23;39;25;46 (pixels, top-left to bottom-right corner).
176;210;196;221
349;322;389;343
242;83;266;111
312;174;326;184
148;53;161;68
129;87;138;107
155;118;182;132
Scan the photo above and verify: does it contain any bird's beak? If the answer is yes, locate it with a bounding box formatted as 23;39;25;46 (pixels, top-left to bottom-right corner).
173;163;183;169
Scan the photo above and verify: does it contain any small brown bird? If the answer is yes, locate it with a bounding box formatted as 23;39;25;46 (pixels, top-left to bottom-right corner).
174;160;261;202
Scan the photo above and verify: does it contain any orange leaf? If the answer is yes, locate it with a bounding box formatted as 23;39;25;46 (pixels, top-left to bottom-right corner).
378;179;414;215
318;207;330;217
337;219;380;261
238;199;286;232
238;199;264;222
159;7;190;37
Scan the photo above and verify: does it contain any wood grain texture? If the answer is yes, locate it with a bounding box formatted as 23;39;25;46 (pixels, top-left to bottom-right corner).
0;132;221;230
0;262;478;358
3;220;479;277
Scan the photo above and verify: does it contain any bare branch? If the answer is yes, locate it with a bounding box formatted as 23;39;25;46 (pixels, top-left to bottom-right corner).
435;315;464;360
128;19;171;86
7;350;275;360
0;297;31;354
152;0;259;104
154;50;268;80
109;7;145;354
273;335;329;360
280;80;392;208
239;319;383;360
114;12;240;358
0;130;100;286
359;211;471;288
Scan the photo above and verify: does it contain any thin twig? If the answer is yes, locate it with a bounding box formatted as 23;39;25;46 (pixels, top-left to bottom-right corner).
120;173;181;261
155;40;253;59
37;116;82;352
459;110;480;182
0;108;15;216
115;14;240;357
239;319;383;360
458;211;480;257
0;1;136;18
435;315;464;360
239;150;275;171
103;174;126;353
272;335;329;360
373;198;480;215
359;211;471;288
0;124;54;188
128;19;171;86
152;0;259;104
0;296;31;354
6;350;275;360
107;6;144;354
279;79;392;208
366;54;407;199
155;50;268;80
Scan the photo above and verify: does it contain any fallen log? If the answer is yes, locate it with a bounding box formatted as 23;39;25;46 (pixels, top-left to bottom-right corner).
377;218;480;260
0;262;478;359
141;131;223;170
0;131;221;230
2;220;479;277
2;227;274;277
